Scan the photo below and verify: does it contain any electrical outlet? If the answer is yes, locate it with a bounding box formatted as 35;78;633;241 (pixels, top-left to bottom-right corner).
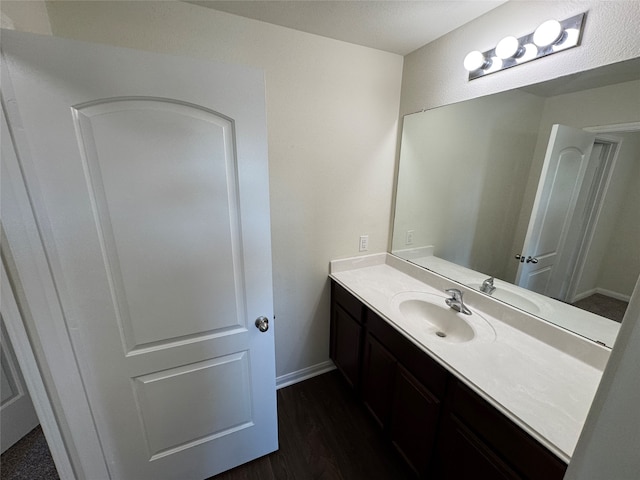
406;230;414;245
359;235;369;252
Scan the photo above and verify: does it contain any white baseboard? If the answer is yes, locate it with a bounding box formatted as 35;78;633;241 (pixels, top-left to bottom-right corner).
596;288;631;303
571;287;630;303
275;360;336;390
571;288;598;303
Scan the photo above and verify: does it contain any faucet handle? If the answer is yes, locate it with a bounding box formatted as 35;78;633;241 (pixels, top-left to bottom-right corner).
445;288;463;301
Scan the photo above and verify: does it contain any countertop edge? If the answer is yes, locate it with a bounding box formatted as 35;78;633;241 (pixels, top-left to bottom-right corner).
329;273;573;464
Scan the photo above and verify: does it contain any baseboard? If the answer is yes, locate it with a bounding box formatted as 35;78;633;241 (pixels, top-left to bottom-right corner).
571;287;631;303
596;288;631;303
571;288;597;303
275;360;336;390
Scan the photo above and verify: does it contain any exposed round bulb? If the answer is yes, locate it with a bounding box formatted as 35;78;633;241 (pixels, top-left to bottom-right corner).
463;50;488;71
517;43;538;63
495;36;521;59
533;19;563;47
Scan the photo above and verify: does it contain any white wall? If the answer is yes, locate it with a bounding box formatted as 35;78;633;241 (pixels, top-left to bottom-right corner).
0;0;403;379
400;1;640;477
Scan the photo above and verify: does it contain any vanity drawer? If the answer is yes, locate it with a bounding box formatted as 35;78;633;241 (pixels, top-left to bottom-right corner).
366;309;448;399
448;380;567;480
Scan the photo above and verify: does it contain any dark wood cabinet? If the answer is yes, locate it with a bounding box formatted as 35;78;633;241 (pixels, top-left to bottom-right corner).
389;364;441;477
329;280;568;480
437;413;520;479
361;333;396;429
330;282;365;390
440;380;568;480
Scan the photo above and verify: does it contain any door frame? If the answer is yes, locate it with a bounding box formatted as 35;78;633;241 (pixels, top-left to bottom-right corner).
566;122;640;302
2;68;109;478
1;262;72;475
564;136;622;302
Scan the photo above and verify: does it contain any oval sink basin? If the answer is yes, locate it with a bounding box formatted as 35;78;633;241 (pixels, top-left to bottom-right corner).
398;298;475;342
390;291;496;345
469;283;546;315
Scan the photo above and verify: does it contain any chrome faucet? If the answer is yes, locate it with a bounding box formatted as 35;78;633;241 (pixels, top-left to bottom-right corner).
445;288;471;315
480;276;496;295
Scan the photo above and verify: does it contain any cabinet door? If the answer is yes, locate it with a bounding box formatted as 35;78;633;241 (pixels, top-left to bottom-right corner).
437;414;520;480
361;334;397;430
389;365;441;477
448;381;567;479
331;303;363;390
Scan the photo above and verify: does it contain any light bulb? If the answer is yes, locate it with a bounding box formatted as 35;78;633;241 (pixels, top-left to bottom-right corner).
516;43;538;63
495;36;522;59
484;57;503;73
463;51;489;71
533;20;563;47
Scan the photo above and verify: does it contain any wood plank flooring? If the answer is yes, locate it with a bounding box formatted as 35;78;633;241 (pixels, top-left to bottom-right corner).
2;371;412;479
209;370;414;479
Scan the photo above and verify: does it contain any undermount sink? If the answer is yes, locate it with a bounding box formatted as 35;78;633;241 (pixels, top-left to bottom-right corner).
390;291;496;344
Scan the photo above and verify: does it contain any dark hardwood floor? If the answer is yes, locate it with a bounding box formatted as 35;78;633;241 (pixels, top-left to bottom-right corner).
1;371;412;479
210;370;414;480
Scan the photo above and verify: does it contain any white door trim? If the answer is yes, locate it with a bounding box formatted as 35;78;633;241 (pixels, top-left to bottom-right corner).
584;121;640;134
1;262;74;478
2;66;110;478
565;135;624;303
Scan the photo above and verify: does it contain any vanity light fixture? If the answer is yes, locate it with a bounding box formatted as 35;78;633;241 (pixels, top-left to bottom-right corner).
463;50;490;71
495;36;522;60
533;19;564;47
464;12;586;80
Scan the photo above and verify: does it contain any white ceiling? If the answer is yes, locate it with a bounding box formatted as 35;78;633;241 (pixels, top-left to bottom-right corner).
186;1;508;56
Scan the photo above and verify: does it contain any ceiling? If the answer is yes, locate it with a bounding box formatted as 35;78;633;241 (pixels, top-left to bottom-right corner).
186;1;508;56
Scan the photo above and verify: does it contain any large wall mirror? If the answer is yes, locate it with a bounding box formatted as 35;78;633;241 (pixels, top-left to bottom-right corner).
392;58;640;348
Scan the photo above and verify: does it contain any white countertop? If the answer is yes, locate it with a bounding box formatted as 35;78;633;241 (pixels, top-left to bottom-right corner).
408;254;620;348
330;253;609;463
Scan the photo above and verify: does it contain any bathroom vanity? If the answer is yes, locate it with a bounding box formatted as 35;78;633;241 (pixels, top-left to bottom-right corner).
329;253;608;479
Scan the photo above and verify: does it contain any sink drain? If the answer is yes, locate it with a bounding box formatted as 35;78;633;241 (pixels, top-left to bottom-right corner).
435;331;447;338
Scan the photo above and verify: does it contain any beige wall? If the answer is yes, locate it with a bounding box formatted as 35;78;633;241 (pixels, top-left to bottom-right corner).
0;0;50;33
393;90;544;279
507;79;640;283
596;132;640;298
400;1;640;477
401;0;640;116
0;0;403;379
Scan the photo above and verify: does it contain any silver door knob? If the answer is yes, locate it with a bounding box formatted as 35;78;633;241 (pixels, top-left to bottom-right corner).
255;316;269;332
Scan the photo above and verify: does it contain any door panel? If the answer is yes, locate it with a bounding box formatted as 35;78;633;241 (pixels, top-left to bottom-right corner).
133;352;252;459
2;30;276;479
74;99;244;350
1;318;40;453
517;125;595;298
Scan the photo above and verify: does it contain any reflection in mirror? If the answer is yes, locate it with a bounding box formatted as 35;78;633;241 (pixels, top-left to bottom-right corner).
392;58;640;348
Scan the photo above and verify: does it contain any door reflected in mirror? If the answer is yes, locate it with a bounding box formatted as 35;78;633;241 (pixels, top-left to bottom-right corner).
391;58;640;347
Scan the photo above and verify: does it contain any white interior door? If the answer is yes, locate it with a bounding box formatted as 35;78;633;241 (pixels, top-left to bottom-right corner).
1;318;40;454
1;30;277;479
516;124;596;298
